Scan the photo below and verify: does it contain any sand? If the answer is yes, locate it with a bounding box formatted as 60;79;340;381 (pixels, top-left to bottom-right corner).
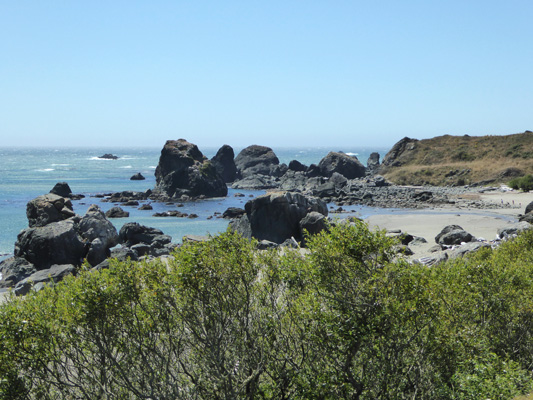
365;189;533;258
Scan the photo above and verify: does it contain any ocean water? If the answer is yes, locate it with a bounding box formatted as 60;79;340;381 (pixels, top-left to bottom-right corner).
0;145;390;259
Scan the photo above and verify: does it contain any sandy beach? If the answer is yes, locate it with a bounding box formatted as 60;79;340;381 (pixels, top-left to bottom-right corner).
365;189;533;258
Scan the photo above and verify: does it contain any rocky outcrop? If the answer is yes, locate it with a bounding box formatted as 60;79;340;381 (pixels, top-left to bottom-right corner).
0;257;36;289
435;225;474;246
26;194;76;228
50;182;73;198
14;264;76;296
105;206;130;218
288;160;308;172
229;192;328;244
211;144;237;183
222;207;246;219
381;137;418;168
118;222;176;257
317;152;366;179
99;153;119;160
152;139;227;200
366;152;380;173
130;173;145;180
234;145;282;178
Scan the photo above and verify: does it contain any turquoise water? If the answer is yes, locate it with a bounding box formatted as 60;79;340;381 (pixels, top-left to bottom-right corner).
0;145;389;258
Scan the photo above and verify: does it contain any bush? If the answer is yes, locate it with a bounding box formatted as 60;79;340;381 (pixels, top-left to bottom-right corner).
509;175;533;191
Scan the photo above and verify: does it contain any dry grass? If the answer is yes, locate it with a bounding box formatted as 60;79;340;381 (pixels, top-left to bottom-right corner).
380;131;533;186
515;393;533;400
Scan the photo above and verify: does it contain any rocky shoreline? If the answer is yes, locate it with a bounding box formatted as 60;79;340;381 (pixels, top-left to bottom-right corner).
1;138;531;298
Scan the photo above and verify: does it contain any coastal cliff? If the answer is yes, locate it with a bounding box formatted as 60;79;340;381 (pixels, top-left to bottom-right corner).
379;131;533;186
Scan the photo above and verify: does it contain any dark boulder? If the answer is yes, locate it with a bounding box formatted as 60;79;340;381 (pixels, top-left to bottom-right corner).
153;139;227;199
229;192;328;244
435;225;474;246
99;154;119;160
79;205;118;249
15;220;86;270
234;145;281;178
0;257;36;289
366;152;380;173
222;207;246;219
288;160;308;172
525;201;533;215
14;264;76;296
498;222;533;239
317;152;366;179
130;172;145;180
211;144;237;183
299;211;328;237
26;194;76;228
50;182;73;198
119;222;167;247
105;206;130;218
381;137;418;168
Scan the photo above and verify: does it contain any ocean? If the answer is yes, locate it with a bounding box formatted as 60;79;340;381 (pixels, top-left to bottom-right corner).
0;145;390;260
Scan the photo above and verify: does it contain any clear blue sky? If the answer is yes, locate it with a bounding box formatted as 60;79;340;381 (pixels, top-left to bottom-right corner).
1;1;532;149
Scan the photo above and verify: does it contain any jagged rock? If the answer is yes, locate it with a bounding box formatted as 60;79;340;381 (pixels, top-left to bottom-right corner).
435;225;474;246
50;182;73;198
105;206;130;218
222;207;246;219
153;139;227;199
14;264;76;296
381;137;419;168
130;172;145;180
497;222;533;239
448;242;491;259
234;145;281;178
229;192;327;244
288;160;308;172
79;205;118;250
0;257;36;288
211;144;237;183
317;152;366;179
15;220;86;270
119;222;170;248
366;152;380;172
26;193;76;228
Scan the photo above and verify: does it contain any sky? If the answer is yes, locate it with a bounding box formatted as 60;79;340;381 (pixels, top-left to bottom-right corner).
1;1;532;149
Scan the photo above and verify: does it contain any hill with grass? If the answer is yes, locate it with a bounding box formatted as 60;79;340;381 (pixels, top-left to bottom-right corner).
379;130;533;186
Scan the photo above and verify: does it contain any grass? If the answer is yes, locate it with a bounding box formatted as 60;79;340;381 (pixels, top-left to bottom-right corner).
381;131;533;186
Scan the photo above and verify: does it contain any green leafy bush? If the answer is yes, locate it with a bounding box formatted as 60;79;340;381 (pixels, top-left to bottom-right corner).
509;175;533;191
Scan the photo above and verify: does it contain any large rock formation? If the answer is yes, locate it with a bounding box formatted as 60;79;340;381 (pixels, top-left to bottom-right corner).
234;145;284;178
317;152;366;179
26;193;76;228
229;192;328;244
153;139;227;199
210;144;237;183
381;137;419;168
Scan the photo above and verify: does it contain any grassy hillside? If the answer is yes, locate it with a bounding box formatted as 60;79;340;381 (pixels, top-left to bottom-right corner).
380;131;533;186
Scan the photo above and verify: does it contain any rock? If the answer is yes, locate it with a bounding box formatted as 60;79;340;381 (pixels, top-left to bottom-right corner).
380;137;419;168
131;243;151;257
79;205;118;250
394;244;414;255
110;246;139;262
519;213;533;224
229;192;327;244
138;203;153;210
105;206;130;218
153;139;227;199
0;257;36;288
288;160;308;172
366;152;380;172
497;222;533;239
26;193;76;228
50;182;73;198
15;220;86;270
317;152;366;179
256;240;279;250
435;225;474;246
448;242;491;259
211;144;237;183
417;252;448;267
299;211;328;237
130;172;145;180
14;264;76;296
525;201;533;215
232;175;280;189
183;235;209;243
222;207;246;219
410;236;428;245
85;238;108;267
122;200;140;206
99;153;119;160
234;145;281;178
119;222;169;247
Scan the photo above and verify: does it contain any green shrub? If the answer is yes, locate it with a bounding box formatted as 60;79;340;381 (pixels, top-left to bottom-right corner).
509;175;533;191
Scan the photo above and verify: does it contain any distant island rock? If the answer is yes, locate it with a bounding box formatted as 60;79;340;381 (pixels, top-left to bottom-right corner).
130;172;145;180
98;153;119;160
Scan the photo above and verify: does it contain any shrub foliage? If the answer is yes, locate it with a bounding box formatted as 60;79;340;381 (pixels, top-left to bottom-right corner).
2;222;533;399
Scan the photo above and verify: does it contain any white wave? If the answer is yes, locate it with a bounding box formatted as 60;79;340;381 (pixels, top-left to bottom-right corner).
37;168;54;172
89;156;113;161
345;152;359;156
120;165;133;169
51;163;70;167
149;166;157;169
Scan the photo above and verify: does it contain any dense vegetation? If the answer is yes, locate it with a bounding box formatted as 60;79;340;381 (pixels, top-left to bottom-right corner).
509;175;533;192
381;131;533;186
2;222;533;399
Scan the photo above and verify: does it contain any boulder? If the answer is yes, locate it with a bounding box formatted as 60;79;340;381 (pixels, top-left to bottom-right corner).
498;222;533;239
14;264;76;296
288;160;308;172
366;152;380;172
15;220;86;269
99;153;119;160
26;193;76;228
79;205;118;249
448;242;491;259
229;192;328;244
153;139;227;199
232;175;280;190
299;211;328;237
317;152;366;179
234;145;281;178
0;257;36;288
130;172;145;180
210;144;237;183
50;182;73;198
222;207;246;219
381;137;419;168
525;201;533;215
119;222;168;247
105;206;130;218
435;225;474;246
